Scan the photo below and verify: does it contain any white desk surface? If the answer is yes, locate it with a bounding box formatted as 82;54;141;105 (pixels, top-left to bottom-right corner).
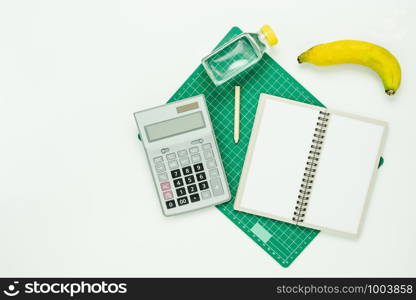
0;0;415;277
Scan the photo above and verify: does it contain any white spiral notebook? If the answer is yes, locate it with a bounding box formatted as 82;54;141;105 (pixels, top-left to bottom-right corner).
234;94;387;236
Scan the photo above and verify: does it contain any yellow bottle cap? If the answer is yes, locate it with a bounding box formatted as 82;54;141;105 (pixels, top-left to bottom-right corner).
260;24;278;47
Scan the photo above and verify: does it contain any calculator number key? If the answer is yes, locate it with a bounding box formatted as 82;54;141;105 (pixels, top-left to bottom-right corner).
198;181;209;190
182;166;193;175
177;197;189;206
196;172;206;181
185;175;195;184
176;187;186;197
187;184;197;194
171;169;181;178
193;163;204;172
173;178;184;187
166;200;176;209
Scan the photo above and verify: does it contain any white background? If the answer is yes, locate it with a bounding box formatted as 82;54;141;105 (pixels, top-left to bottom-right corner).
0;0;415;277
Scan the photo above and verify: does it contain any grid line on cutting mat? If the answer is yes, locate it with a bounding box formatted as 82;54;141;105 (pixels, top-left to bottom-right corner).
167;27;323;267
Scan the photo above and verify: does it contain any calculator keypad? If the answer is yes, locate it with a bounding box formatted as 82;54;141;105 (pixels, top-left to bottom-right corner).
168;160;179;170
190;193;200;202
201;143;211;150
196;172;206;181
163;190;174;200
158;172;168;182
208;168;219;178
155;164;166;173
166;153;176;160
171;169;181;178
176;187;186;197
211;178;224;196
185;175;195;184
173;178;184;187
201;190;211;199
179;157;190;166
154;142;224;211
160;182;171;191
166;200;176;209
177;197;189;206
187;184;197;194
206;159;217;169
189;146;199;154
203;149;214;159
182;166;193;175
198;181;209;190
153;156;164;164
178;150;188;157
193;163;204;172
191;154;202;163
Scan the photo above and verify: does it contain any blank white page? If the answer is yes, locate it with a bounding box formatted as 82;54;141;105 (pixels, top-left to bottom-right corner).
303;111;386;235
235;95;321;222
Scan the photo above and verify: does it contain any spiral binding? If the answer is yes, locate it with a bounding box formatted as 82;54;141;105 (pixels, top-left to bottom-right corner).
292;110;330;224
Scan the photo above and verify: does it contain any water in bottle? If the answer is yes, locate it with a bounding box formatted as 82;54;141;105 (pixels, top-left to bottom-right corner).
202;25;278;85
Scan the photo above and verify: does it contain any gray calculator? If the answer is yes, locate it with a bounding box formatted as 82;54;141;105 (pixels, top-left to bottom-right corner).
134;95;231;216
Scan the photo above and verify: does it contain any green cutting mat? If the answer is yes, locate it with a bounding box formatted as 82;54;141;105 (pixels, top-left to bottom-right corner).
167;27;321;267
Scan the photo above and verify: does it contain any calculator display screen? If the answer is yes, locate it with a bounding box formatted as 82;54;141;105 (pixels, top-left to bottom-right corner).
145;111;205;142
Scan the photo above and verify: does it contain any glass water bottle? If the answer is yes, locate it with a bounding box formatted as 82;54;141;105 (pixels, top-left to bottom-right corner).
202;25;278;86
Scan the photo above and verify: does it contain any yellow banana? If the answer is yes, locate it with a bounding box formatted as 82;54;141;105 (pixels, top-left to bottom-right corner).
297;40;401;95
